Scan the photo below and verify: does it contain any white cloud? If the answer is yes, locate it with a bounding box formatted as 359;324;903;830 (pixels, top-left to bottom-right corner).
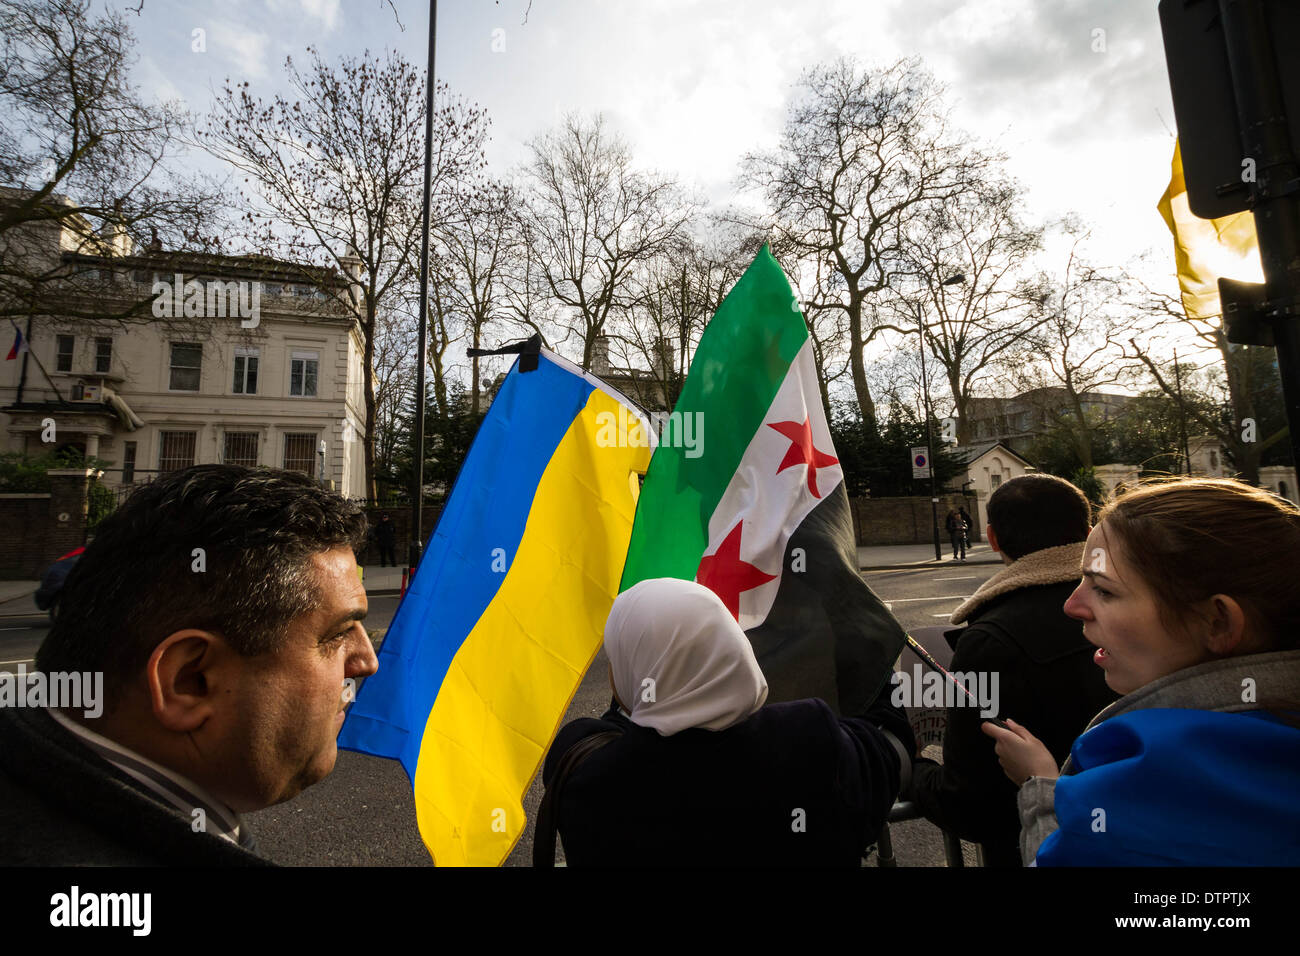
207;19;272;81
295;0;341;32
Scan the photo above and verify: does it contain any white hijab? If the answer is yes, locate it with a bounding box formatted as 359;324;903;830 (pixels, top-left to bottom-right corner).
605;578;769;736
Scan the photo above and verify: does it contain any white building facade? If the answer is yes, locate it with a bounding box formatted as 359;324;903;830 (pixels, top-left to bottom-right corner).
1;214;367;496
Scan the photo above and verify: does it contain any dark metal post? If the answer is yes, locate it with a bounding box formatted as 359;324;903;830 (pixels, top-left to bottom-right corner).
1220;0;1300;470
16;316;31;404
410;0;437;572
1174;347;1192;473
917;305;942;560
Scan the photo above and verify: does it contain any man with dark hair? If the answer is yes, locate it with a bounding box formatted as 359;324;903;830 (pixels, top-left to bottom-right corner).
907;473;1116;866
0;465;378;865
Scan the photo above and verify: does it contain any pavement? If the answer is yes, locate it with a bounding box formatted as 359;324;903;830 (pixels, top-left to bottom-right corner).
856;541;1001;570
0;544;1002;616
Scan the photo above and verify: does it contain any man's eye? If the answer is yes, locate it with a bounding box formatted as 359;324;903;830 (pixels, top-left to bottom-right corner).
1092;586;1111;599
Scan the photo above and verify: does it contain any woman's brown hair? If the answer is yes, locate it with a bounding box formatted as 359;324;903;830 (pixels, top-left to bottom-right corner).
1096;477;1300;652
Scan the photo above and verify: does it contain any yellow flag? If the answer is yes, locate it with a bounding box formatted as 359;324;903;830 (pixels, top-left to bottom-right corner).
1157;141;1263;320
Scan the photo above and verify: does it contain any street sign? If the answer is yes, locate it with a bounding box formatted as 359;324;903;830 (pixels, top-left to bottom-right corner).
911;446;931;480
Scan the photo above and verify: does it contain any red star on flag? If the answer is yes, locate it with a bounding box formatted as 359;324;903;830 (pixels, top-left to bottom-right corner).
767;417;839;498
696;520;776;620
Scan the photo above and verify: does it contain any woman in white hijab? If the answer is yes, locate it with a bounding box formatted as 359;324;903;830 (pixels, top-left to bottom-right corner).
605;578;769;736
536;578;913;867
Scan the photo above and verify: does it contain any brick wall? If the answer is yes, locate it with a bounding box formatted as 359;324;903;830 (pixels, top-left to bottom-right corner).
849;495;982;546
0;469;95;579
0;494;54;578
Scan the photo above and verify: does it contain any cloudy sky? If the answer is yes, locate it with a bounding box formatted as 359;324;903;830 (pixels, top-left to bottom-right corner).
130;0;1188;297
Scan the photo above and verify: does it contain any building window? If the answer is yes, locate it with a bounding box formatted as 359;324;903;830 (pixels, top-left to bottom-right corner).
991;473;1002;489
169;343;202;391
122;441;137;484
223;432;259;467
158;431;197;473
56;335;74;372
289;350;318;397
94;336;112;374
233;347;259;395
283;433;317;477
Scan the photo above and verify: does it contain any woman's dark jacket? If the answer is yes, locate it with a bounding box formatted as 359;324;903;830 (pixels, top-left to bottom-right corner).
909;576;1117;866
541;692;912;867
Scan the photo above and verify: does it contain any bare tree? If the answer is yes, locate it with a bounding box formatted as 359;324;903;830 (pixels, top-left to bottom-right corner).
1007;227;1133;469
0;0;221;327
431;180;519;413
605;227;757;411
519;113;695;370
372;301;417;486
741;56;995;429
886;177;1044;445
1127;277;1287;484
203;46;489;499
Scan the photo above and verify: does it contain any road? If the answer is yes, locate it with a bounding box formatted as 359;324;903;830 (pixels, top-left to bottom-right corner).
1;564;1006;867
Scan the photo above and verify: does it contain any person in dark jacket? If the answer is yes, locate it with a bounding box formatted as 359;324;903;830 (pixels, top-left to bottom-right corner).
958;506;973;549
908;474;1116;866
374;513;397;567
944;509;967;560
0;465;377;865
539;578;914;867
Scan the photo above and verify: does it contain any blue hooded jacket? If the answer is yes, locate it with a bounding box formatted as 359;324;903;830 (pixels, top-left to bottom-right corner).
1036;708;1300;866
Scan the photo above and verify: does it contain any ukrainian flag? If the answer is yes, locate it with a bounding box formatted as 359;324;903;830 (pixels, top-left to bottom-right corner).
339;347;653;866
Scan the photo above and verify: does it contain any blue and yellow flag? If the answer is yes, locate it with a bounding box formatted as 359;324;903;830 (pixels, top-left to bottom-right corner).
339;347;652;865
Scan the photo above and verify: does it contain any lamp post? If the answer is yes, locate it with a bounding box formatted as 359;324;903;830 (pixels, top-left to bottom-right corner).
919;272;967;560
410;0;438;574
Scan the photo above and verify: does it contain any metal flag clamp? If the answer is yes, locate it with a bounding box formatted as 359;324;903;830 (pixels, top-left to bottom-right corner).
467;333;543;373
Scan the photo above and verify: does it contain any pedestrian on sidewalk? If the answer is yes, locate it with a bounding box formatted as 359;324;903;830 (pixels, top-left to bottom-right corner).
945;509;967;561
959;505;973;550
374;513;397;567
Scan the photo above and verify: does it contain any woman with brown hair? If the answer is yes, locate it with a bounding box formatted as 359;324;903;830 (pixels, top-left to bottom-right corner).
984;477;1300;865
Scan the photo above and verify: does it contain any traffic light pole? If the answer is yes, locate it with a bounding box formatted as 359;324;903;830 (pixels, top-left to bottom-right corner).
1219;0;1300;469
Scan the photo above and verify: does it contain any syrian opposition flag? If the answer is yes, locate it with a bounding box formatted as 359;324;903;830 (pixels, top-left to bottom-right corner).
620;245;906;715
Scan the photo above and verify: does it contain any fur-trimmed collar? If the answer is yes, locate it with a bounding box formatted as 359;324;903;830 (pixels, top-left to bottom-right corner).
949;541;1085;625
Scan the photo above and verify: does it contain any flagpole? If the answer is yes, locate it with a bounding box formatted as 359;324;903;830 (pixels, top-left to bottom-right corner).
16;316;31;404
410;0;437;574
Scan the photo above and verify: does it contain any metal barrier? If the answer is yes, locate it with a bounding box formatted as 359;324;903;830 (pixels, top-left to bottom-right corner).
874;800;966;867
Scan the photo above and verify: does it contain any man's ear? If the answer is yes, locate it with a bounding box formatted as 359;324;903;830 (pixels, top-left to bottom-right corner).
986;525;999;553
145;630;231;733
1203;594;1248;656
